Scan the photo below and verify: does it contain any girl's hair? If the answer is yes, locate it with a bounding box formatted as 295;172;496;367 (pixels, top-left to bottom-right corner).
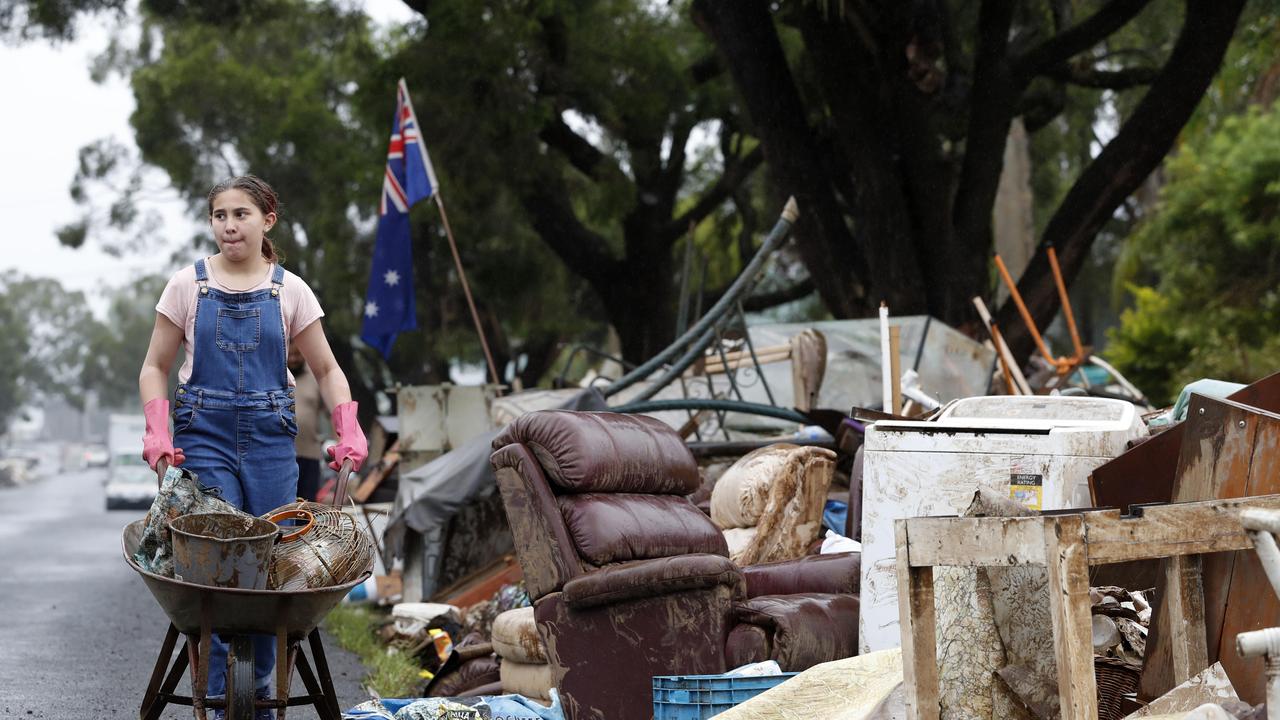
207;174;282;263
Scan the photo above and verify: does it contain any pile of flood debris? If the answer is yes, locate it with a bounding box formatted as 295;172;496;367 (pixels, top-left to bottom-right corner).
331;251;1280;720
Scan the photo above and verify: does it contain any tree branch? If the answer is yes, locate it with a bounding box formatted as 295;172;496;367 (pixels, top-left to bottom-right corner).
1016;0;1153;80
516;165;617;287
538;114;622;183
998;0;1246;363
1043;62;1160;89
665;144;764;240
743;277;816;312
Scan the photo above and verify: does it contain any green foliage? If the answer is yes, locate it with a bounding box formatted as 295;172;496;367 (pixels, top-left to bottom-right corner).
324;604;422;698
1108;105;1280;404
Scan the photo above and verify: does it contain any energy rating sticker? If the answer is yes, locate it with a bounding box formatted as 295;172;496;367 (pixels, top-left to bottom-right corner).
1010;472;1044;510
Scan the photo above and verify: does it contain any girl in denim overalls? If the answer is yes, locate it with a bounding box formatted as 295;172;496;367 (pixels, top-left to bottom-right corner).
138;175;368;718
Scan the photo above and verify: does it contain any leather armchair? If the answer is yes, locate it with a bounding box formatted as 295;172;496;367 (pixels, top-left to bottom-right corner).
490;411;861;720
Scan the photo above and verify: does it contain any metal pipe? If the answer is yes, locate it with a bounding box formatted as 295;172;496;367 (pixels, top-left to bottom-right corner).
993;253;1060;367
1046;244;1085;361
1242;508;1280;536
603;197;799;398
1246;527;1280;599
1235;628;1280;720
610;398;809;425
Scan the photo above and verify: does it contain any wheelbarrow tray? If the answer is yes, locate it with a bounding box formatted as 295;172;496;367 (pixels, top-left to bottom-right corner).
123;519;369;640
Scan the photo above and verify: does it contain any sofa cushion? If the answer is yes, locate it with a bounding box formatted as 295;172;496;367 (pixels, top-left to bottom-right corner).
561;554;742;609
558;493;728;565
492;607;546;664
492;411;699;494
732;593;860;671
499;658;554;702
741;552;861;597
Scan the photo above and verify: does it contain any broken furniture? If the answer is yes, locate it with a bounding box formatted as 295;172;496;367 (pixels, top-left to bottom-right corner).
490;410;862;720
861;395;1147;652
1142;393;1280;704
895;494;1280;720
710;443;837;566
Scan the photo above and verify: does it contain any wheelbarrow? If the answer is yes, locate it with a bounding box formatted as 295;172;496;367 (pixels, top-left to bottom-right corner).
124;461;370;720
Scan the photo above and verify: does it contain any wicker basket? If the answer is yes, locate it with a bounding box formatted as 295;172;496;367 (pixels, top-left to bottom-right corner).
1095;655;1141;720
261;500;373;591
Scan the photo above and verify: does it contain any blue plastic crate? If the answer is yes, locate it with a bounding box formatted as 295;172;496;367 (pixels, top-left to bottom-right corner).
652;672;798;719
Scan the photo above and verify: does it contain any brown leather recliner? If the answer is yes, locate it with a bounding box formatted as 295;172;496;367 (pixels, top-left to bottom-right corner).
490;410;861;720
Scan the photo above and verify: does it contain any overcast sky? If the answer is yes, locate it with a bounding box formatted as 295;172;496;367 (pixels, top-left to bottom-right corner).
0;0;418;317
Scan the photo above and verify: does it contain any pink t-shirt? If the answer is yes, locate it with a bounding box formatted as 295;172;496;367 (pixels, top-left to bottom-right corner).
155;260;325;386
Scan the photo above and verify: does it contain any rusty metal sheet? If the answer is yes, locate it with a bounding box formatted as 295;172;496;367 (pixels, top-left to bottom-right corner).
1140;394;1280;705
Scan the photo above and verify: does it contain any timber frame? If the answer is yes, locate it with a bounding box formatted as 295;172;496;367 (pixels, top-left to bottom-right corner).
895;494;1280;720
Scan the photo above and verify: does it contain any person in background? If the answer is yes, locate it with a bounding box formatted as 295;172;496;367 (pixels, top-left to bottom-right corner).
287;342;327;501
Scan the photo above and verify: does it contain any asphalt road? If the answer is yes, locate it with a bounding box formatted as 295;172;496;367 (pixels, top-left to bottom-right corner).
0;463;372;718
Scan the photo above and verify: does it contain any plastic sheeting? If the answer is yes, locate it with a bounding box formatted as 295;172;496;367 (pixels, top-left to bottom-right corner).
709;648;904;720
343;689;564;720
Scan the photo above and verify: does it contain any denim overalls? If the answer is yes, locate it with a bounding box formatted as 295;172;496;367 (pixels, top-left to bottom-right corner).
173;258;299;697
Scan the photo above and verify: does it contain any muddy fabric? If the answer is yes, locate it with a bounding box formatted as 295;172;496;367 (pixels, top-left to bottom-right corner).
712;446;796;528
133;465;248;577
934;488;1042;720
498;659;554;703
560;554;741;610
491;608;546;664
712;444;836;566
712;647;904;720
492;411;699;494
492;447;583;600
534;585;736;720
741;552;861;597
723;526;758;559
732;594;860;671
557;493;727;566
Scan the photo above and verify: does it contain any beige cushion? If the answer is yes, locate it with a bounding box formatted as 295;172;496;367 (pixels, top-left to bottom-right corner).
499;658;554;701
491;607;546;664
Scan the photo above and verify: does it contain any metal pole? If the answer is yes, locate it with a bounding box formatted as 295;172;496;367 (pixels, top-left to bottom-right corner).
433;194;502;391
603;197;799;398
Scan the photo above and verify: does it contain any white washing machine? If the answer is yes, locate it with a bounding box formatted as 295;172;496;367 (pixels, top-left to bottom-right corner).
858;395;1147;652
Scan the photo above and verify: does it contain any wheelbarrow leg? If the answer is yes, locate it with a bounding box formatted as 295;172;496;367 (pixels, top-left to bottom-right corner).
295;649;335;720
144;638;191;720
192;623;212;720
275;627;289;720
140;624;179;720
308;628;341;719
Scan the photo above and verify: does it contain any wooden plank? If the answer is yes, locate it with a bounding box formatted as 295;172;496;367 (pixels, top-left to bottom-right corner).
1082;496;1280;563
898;515;1045;567
1044;515;1097;720
1163;554;1209;685
896;520;939;720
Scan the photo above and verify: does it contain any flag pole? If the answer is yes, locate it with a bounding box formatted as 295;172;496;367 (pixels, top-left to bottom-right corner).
433;193;502;391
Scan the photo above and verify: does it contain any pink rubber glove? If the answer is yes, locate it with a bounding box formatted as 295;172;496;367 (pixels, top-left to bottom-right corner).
142;398;185;471
327;401;368;472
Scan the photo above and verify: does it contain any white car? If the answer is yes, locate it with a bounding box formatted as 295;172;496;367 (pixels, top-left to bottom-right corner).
105;454;158;510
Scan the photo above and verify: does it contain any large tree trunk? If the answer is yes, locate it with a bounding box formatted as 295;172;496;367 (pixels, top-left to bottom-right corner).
694;0;870;316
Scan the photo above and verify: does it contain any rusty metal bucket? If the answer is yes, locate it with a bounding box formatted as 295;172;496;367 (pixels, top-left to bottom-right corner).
170;513;279;590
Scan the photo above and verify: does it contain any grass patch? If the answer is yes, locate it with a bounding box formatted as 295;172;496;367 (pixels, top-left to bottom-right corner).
325;604;423;698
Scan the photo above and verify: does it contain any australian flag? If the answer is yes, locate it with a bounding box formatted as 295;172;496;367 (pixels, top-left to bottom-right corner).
360;78;440;359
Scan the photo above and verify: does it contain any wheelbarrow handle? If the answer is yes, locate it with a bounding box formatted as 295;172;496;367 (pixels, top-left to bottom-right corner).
332;458;355;508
